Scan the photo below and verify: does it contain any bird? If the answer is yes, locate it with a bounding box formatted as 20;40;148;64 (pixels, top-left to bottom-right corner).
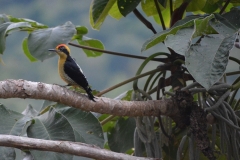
48;44;95;102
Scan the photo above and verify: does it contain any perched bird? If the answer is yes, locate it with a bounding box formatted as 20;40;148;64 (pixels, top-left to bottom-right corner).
48;44;95;101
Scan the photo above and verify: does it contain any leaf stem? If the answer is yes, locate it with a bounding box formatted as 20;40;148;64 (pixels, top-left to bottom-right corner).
96;68;164;96
100;115;116;125
133;9;157;34
154;0;166;30
68;42;163;62
219;0;231;15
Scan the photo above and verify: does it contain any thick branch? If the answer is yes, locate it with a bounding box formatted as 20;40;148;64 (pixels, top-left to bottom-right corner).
0;79;176;117
0;135;153;160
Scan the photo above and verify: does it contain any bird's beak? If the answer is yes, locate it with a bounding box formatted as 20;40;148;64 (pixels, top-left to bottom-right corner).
48;49;57;52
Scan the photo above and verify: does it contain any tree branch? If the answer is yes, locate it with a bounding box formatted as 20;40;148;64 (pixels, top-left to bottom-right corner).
0;135;154;160
0;79;176;117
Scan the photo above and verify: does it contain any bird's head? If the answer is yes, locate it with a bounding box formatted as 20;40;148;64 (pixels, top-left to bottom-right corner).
48;44;70;58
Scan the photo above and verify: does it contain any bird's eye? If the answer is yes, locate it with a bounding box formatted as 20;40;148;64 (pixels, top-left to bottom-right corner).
58;46;65;51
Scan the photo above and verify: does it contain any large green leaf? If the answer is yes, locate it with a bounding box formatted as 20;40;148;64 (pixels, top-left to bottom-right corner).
27;21;76;61
185;34;236;90
55;104;104;148
90;0;116;30
108;117;136;153
117;0;141;17
0;147;15;160
27;107;75;160
0;104;32;160
78;38;104;57
141;18;195;51
165;27;194;56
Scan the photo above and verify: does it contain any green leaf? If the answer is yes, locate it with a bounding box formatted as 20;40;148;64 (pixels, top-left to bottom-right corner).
185;34;236;90
22;104;39;117
141;0;165;17
117;0;141;17
0;21;32;55
8;16;47;29
27;107;75;160
172;15;201;27
0;104;27;135
201;0;218;13
186;0;206;12
165;27;194;56
109;1;123;20
78;38;104;57
0;22;11;54
76;26;88;35
28;21;76;61
55;104;104;148
90;0;116;30
108;117;136;153
22;38;38;62
141;18;195;51
0;104;31;159
5;22;32;35
0;147;15;160
191;14;217;38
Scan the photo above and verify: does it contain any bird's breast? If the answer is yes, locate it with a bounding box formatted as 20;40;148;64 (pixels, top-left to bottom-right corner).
58;58;77;85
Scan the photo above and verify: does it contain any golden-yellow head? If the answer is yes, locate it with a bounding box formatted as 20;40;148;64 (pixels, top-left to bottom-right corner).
48;44;70;58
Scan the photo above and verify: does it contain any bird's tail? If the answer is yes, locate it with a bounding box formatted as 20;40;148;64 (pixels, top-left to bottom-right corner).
85;87;96;102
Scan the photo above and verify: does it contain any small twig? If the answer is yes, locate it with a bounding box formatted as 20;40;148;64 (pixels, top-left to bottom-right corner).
170;0;173;17
133;9;157;34
219;0;231;14
100;115;116;125
68;42;162;62
97;66;170;96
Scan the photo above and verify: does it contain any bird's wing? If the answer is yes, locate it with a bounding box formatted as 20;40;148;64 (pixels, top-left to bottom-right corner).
64;59;89;88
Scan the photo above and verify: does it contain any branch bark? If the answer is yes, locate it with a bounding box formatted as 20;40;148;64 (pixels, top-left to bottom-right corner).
0;135;155;160
0;79;177;117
